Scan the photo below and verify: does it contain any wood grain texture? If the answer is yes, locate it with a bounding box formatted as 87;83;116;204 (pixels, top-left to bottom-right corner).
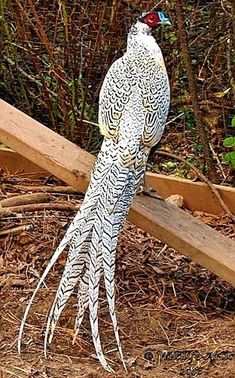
0;99;235;285
130;196;235;285
0;100;95;193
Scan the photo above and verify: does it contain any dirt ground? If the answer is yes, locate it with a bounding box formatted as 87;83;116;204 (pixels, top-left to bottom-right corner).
0;173;235;378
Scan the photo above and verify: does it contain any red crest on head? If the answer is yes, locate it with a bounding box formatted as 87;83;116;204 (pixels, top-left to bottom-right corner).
144;12;160;27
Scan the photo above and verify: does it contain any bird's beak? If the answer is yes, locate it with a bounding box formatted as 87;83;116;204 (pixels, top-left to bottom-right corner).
160;20;171;26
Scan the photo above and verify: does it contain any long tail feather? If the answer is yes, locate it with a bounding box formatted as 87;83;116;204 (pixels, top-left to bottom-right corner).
45;231;93;346
18;209;83;353
88;218;114;372
73;268;89;341
102;171;138;371
19;140;147;373
18;200;97;353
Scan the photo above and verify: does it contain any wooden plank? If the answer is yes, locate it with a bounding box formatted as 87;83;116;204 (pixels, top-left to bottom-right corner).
146;173;235;215
0;100;95;194
0;99;235;285
1;148;235;216
130;196;235;286
0;148;47;175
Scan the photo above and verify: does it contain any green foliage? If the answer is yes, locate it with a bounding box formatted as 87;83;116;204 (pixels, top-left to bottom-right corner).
223;137;235;148
232;116;235;128
224;152;235;169
186;155;197;164
164;28;177;45
161;161;177;171
181;106;196;130
195;143;203;152
223;117;235;169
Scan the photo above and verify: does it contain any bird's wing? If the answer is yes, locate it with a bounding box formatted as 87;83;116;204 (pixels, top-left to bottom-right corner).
98;57;132;138
140;61;170;147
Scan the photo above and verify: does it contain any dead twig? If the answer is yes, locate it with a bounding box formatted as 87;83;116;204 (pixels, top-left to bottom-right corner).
0;224;32;236
3;55;58;99
5;184;80;194
209;142;226;180
156;150;235;223
0;193;49;208
0;202;76;216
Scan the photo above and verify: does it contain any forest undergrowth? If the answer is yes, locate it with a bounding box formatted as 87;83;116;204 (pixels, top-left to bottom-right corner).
0;0;234;184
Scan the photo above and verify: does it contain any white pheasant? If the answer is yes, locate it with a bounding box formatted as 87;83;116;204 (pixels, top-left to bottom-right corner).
18;9;171;373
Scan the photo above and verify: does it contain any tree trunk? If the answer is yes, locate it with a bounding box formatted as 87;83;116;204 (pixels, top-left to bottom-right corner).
175;0;217;183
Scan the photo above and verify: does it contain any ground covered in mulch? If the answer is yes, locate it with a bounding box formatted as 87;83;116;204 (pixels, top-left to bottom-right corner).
0;173;235;378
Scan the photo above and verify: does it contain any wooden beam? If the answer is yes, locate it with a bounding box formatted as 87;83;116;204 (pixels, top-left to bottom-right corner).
0;100;95;193
0;148;47;175
146;173;235;215
0;99;235;285
1;148;235;216
130;196;235;286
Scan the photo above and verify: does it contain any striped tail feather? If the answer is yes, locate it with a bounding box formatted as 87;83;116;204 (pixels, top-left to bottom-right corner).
45;232;93;348
102;219;124;368
18;190;103;351
72;165;130;344
73;267;90;342
102;170;143;371
87;217;114;372
18;203;96;353
44;199;107;349
19;144;146;372
87;167;134;372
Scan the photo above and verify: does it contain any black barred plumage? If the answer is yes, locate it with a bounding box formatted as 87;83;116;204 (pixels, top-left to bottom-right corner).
18;9;170;373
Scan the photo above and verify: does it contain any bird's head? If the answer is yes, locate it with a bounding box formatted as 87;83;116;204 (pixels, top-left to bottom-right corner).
139;10;171;30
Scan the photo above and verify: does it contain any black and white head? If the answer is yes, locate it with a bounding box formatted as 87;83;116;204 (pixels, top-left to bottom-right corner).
131;10;171;35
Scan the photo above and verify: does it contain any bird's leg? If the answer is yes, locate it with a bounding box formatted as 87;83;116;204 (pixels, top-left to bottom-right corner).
137;173;164;200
